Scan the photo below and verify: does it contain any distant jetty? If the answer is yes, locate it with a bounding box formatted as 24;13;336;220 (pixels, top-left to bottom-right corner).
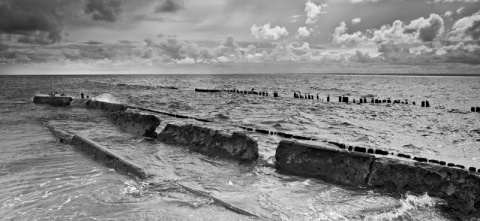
33;94;73;106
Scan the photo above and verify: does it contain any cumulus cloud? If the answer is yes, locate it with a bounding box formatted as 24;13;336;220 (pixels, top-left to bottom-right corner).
332;22;368;47
297;27;313;38
404;14;444;42
305;1;323;24
444;11;453;18
84;0;123;22
155;0;185;13
371;20;414;44
448;10;480;41
350;50;375;63
0;0;75;44
351;18;362;25
250;23;289;40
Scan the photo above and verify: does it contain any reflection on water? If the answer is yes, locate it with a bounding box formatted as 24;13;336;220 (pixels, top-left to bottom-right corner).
0;74;478;220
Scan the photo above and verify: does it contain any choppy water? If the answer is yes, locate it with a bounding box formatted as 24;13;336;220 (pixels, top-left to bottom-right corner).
0;74;479;220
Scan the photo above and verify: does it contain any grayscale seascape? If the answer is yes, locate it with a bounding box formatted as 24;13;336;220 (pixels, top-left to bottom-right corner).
0;74;479;220
1;0;480;220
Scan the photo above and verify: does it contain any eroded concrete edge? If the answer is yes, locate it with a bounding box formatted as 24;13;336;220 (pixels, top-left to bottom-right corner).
275;140;480;215
47;126;148;179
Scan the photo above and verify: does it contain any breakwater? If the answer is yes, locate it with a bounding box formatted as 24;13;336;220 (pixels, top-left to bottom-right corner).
33;94;73;106
275;140;480;214
157;124;259;161
108;111;160;138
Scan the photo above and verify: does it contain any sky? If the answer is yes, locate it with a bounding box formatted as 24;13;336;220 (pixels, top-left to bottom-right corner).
0;0;479;74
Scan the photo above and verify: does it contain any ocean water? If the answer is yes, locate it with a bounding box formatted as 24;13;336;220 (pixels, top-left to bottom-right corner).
0;74;479;220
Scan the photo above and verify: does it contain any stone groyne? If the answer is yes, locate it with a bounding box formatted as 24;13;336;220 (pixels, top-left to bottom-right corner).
108;111;161;138
33;95;73;106
157;124;259;161
275;140;480;214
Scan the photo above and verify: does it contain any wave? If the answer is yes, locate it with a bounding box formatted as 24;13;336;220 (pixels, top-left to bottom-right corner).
364;193;440;221
93;93;121;104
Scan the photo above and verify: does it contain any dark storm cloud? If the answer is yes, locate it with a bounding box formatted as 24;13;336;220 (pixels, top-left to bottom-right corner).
154;0;185;13
0;0;74;44
84;0;123;22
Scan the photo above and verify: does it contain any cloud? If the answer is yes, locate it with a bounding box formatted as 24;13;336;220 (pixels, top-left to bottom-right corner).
350;0;380;3
332;22;368;47
0;43;8;52
297;27;313;38
457;6;465;14
305;1;323;24
448;10;480;41
84;0;123;22
404;14;444;42
351;18;362;25
350;50;376;63
250;23;289;40
371;20;414;44
0;0;75;44
155;0;185;13
431;0;480;3
444;11;453;18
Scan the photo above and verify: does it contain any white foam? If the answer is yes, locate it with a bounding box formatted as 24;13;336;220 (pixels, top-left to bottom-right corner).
93;93;120;104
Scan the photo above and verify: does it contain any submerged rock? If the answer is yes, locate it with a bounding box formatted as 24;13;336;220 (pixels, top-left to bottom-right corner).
157;124;259;161
109;111;160;138
85;100;127;112
33;95;73;106
275;140;480;215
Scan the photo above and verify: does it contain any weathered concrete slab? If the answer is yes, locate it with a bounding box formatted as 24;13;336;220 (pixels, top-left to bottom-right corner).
157;124;259;161
70;135;147;179
33;95;73;106
47;125;74;143
275;140;374;186
85;100;127;112
274;140;480;215
109;111;160;138
368;157;480;214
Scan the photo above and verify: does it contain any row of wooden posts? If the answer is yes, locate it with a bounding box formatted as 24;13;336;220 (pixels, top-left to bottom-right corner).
293;92;432;107
193;90;478;112
196;88;279;97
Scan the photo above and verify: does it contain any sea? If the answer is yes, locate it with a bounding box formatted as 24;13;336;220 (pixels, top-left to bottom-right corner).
0;74;479;220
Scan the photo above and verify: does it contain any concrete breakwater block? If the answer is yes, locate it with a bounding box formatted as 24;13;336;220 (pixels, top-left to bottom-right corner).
70;135;147;179
33;94;73;106
275;140;480;214
108;111;161;138
47;125;74;143
275;140;374;186
85;100;127;112
157;124;259;161
369;158;480;213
